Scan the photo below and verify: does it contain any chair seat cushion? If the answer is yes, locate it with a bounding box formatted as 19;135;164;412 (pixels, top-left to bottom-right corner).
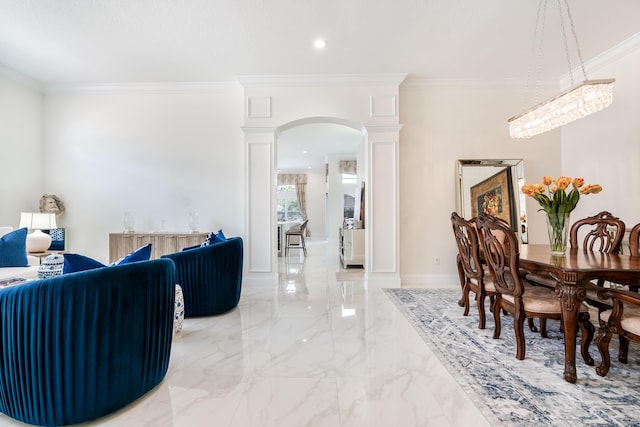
469;276;496;293
501;284;590;314
600;304;640;335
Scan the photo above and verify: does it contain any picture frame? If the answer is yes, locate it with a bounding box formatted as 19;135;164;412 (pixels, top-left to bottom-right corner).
470;168;516;227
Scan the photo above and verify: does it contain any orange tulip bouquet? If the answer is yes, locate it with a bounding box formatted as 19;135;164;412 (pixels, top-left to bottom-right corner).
522;176;602;254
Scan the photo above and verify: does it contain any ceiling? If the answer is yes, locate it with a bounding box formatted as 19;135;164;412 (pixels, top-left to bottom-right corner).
277;123;361;171
1;0;639;86
2;1;639;169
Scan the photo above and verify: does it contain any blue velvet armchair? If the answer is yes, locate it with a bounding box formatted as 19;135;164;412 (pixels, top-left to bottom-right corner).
0;258;176;426
161;236;243;317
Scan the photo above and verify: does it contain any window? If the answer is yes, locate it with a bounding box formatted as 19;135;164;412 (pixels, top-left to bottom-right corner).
342;173;357;184
277;185;302;221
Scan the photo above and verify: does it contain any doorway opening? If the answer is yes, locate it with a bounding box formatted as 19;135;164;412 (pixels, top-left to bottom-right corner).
276;117;366;268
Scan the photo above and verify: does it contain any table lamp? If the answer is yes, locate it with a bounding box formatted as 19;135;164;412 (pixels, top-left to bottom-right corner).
19;212;57;253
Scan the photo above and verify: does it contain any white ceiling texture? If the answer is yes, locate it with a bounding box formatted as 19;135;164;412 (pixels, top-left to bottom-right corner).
2;0;639;169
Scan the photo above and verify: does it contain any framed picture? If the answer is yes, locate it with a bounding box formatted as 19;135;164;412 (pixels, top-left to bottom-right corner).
43;228;66;251
470;168;516;227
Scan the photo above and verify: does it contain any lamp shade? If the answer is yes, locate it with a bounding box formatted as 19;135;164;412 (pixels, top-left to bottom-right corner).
19;212;57;230
18;212;58;253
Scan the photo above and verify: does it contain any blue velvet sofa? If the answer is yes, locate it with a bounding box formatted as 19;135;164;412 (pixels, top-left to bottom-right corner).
0;258;176;426
161;236;243;317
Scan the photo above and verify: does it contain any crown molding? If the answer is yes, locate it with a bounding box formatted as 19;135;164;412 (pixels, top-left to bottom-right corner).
235;74;408;88
402;76;558;88
44;81;240;95
0;64;43;91
560;31;640;89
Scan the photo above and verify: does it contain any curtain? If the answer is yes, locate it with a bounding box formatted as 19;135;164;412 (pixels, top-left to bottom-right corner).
278;174;307;185
278;174;310;237
339;160;357;175
295;182;310;237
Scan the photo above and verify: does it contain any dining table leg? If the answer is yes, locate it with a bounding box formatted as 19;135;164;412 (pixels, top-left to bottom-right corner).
557;281;586;383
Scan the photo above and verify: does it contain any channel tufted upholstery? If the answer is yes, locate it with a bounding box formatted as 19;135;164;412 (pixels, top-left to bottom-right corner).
0;258;176;426
162;236;243;317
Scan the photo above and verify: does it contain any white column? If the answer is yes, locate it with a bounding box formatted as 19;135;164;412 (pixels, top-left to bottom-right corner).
364;125;401;285
243;127;278;284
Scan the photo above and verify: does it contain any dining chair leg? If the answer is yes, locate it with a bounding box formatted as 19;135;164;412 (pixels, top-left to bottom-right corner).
539;318;548;338
492;300;502;339
456;256;466;308
619;335;630;363
476;293;487;330
595;327;613;377
514;309;526;360
301;235;307;256
578;316;595;366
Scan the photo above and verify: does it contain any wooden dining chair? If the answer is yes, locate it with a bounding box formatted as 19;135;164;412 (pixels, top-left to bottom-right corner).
595;222;640;376
630;222;640;257
528;211;626;335
571;211;626;313
476;212;595;363
285;219;309;256
569;211;626;254
451;212;496;329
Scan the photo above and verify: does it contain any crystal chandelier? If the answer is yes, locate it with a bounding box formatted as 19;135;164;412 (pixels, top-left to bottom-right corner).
509;0;615;139
509;79;614;138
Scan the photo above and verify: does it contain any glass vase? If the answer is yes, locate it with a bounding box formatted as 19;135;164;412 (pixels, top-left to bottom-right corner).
546;212;570;256
188;212;199;234
123;212;135;234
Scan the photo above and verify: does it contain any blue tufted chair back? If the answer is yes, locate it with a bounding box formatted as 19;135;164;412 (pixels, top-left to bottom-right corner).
162;236;243;317
0;258;176;426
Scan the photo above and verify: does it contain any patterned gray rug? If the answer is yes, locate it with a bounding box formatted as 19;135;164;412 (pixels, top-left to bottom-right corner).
384;288;640;427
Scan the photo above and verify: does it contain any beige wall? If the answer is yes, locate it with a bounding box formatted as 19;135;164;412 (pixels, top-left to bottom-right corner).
398;82;562;285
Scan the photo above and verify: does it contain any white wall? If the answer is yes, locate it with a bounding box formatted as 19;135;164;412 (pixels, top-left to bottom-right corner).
0;73;44;225
43;86;244;262
561;47;640;228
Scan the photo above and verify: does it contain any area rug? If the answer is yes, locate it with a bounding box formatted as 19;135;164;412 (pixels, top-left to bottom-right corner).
384;288;640;427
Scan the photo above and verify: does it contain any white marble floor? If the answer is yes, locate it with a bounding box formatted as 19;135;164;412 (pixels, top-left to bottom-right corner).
0;240;491;427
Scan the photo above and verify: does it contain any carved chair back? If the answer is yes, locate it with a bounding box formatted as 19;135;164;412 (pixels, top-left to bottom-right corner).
629;223;640;257
476;212;522;298
450;212;483;281
569;211;626;254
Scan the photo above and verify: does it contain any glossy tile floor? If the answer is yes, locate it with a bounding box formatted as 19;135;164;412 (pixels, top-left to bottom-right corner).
0;240;490;427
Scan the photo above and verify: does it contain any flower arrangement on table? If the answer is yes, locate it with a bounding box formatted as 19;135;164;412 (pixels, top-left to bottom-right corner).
521;176;602;254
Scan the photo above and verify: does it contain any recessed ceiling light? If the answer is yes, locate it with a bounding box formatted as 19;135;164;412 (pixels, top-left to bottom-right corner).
314;39;327;49
303;150;308;154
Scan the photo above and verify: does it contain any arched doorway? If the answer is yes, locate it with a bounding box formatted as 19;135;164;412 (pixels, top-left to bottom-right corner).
275;117;366;263
239;74;404;286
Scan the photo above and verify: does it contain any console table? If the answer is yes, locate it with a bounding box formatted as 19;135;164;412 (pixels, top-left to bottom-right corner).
339;228;364;267
109;232;208;263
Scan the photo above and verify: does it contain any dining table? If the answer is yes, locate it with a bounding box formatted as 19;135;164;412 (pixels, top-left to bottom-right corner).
519;244;640;383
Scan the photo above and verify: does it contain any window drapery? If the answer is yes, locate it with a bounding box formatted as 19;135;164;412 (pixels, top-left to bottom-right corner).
278;174;310;236
278;174;307;185
339;160;357;175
